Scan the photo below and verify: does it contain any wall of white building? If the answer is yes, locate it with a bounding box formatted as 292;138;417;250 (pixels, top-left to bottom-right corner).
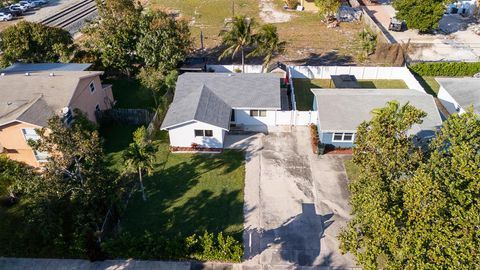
437;86;465;115
168;121;226;148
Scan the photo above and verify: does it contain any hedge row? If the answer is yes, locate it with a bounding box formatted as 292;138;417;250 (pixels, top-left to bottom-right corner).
408;62;480;77
102;231;243;262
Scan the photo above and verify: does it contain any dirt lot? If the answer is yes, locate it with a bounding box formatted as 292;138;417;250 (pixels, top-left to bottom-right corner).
149;0;365;65
365;2;480;62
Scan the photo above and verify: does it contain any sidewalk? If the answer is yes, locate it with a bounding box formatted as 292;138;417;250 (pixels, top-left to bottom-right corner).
0;258;360;270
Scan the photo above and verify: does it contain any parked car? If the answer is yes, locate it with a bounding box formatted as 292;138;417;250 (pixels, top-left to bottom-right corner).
0;12;13;21
9;4;28;12
18;1;37;9
0;8;21;17
30;0;48;5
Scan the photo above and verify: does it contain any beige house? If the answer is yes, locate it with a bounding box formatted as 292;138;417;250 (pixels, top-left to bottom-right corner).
0;67;114;167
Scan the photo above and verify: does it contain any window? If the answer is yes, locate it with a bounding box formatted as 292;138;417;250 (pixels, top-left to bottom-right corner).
22;128;48;162
250;110;267;117
95;104;101;111
89;81;96;93
22;128;39;141
230;109;235;122
332;132;355;142
194;130;213;137
63;108;74;126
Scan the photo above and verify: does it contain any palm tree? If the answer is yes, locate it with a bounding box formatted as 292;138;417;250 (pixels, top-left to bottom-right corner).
123;126;157;201
249;24;285;70
219;15;255;73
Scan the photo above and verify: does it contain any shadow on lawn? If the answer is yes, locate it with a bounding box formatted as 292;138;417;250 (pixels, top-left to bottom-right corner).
124;150;245;239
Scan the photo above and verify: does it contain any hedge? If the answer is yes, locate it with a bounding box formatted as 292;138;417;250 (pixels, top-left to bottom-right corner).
408;62;480;77
101;231;243;262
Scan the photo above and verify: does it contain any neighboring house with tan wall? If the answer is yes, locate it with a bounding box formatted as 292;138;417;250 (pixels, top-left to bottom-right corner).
0;63;114;167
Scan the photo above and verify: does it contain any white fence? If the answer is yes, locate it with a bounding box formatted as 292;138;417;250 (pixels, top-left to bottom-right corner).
274;111;317;126
206;65;264;73
289;65;425;92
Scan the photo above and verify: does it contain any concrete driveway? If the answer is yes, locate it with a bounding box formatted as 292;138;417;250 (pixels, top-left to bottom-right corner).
225;127;357;269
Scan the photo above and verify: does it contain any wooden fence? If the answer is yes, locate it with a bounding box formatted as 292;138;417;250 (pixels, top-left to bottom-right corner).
95;108;155;126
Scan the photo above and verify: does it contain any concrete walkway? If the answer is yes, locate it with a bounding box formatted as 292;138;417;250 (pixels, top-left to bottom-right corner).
0;257;359;270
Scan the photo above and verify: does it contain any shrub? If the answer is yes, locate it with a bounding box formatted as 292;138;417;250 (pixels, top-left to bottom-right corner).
358;29;377;56
408;62;480;77
102;230;243;262
285;0;298;9
309;124;320;154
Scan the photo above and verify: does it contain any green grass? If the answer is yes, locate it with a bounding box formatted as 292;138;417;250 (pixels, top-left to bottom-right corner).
105;78;156;109
293;78;409;111
414;75;440;96
357;79;408;89
101;126;246;240
344;159;360;182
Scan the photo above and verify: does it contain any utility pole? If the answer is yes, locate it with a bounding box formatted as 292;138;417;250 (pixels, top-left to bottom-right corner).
200;31;204;50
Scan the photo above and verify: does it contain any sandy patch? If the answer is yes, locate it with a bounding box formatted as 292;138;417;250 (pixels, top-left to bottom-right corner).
259;0;293;23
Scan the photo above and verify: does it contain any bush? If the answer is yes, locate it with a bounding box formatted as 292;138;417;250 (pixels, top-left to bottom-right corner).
309;124;320;154
358;29;377;56
408;62;480;77
102;230;243;262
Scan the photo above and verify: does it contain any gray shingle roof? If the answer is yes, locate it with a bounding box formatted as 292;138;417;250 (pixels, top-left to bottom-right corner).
0;71;102;127
1;63;92;73
312;89;443;137
162;85;231;130
435;77;480;114
161;73;281;129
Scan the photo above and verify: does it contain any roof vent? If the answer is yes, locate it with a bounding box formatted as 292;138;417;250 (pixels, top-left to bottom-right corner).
228;73;233;77
0;73;4;77
25;72;30;76
49;72;55;77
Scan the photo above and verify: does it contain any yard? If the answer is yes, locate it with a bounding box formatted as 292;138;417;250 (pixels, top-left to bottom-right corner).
293;78;409;111
149;0;365;65
101;125;246;248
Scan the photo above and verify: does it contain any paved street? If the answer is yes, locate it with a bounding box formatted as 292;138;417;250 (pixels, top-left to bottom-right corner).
226;127;357;268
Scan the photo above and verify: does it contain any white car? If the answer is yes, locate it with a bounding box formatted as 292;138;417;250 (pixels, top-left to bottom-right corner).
10;4;28;12
0;12;13;21
19;1;36;9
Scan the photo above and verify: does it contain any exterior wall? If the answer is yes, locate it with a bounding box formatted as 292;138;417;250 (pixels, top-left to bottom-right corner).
0;121;43;167
437;86;465;115
233;109;276;131
319;131;355;148
69;76;114;123
168;121;225;148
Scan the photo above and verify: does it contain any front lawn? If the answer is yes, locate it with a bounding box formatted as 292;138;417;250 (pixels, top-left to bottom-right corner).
344;159;360;182
101;126;245;252
293;78;409;111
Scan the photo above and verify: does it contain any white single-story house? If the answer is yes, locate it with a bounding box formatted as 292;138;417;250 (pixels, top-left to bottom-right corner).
161;73;288;149
436;77;480;115
311;89;443;148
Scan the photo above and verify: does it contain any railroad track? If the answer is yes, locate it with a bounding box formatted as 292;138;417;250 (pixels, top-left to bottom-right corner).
40;0;97;30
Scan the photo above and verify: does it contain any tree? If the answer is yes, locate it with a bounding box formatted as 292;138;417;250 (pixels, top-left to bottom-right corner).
137;11;192;71
339;101;427;269
0;21;73;67
0;155;37;201
314;0;341;22
82;0;142;75
340;104;480;269
400;109;480;268
123;126;157;201
19;111;117;257
393;0;445;32
219;15;255;73
249;24;285;69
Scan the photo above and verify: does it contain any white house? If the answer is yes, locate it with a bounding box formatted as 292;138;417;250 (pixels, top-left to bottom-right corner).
311;89;443;148
436;77;480;115
161;73;288;150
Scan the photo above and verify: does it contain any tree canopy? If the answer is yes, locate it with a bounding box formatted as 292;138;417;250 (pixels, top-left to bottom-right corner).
14;111;118;258
314;0;341;22
0;21;73;67
83;0;191;76
393;0;446;32
340;104;480;269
